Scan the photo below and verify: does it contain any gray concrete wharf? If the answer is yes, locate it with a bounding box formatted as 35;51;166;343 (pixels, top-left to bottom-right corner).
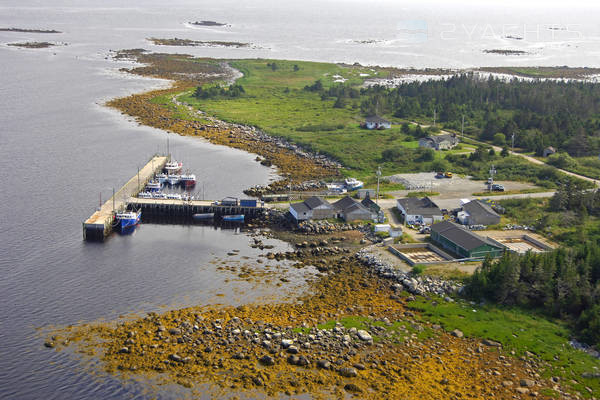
83;155;168;241
128;198;267;218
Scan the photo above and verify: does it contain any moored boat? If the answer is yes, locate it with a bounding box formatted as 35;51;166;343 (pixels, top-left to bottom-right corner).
138;191;153;199
180;173;196;187
223;214;244;222
164;160;183;174
166;193;182;200
115;209;141;233
152;192;167;199
155;173;168;184
166;174;181;185
193;213;214;220
145;180;161;192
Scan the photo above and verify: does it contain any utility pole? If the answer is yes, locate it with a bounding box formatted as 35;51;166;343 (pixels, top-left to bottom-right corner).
511;133;515;153
433;108;436;127
489;164;497;192
376;166;382;205
461;115;465;138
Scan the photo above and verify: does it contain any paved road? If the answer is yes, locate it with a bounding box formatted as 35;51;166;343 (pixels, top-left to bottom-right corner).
412;122;599;187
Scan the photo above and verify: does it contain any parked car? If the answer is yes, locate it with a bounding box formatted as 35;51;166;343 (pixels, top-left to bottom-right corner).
491;184;505;192
444;172;453;178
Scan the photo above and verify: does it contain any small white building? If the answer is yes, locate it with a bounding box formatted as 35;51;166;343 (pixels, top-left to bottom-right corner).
396;197;443;225
289;196;336;221
365;116;391;130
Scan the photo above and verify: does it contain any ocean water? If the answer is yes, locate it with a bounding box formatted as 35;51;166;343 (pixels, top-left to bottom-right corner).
1;1;599;398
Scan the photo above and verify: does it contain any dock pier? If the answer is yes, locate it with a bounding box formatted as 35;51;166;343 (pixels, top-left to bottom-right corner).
83;155;267;241
83;155;168;241
128;198;266;218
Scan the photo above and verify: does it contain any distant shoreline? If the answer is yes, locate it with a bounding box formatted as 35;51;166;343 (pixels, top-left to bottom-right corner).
0;27;61;33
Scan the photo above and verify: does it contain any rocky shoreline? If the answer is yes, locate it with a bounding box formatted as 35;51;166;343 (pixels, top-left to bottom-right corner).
107;51;340;190
356;248;462;296
46;240;551;399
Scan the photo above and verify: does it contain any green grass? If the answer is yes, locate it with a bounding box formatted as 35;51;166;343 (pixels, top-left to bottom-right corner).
406;191;440;198
498;197;600;246
471;188;549;196
173;59;474;179
408;296;600;398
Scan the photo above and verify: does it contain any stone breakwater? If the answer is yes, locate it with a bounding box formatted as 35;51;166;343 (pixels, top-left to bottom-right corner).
356;248;463;296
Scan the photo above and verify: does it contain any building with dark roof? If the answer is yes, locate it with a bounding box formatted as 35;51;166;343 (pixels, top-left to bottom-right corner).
333;196;375;222
430;221;504;259
364;116;391;130
458;200;501;226
289;196;336;221
396;197;443;225
418;134;459;150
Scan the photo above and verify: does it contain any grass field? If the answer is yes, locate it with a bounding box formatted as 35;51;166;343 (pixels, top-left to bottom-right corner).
175;59;466;178
409;296;600;398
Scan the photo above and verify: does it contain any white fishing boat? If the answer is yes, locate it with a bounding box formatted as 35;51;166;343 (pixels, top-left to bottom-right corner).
166;193;182;200
155;173;168;184
164;160;183;174
152;192;167;199
344;178;364;191
145;180;162;192
137;191;153;199
166;174;181;185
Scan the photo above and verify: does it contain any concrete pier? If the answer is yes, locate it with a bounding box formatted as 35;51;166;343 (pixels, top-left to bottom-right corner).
83;155;168;241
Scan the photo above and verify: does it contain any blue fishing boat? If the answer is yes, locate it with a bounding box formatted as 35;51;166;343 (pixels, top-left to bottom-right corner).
222;214;244;222
115;209;142;233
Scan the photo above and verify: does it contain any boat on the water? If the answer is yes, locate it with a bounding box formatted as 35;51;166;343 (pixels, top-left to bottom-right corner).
180;173;196;187
193;213;214;220
138;191;153;199
344;177;364;191
155;173;168;184
115;209;141;233
166;174;181;185
152;192;167;199
164;160;183;174
166;193;182;200
223;214;244;222
146;180;162;192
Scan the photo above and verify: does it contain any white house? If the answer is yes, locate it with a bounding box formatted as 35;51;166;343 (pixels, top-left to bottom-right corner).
396;197;443;225
365;116;391;130
289;196;336;221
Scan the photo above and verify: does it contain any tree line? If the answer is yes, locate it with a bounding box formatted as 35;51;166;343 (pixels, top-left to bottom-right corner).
308;74;600;157
466;185;600;345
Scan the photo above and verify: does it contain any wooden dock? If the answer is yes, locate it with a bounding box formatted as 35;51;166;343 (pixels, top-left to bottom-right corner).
128;197;268;218
83;155;168;241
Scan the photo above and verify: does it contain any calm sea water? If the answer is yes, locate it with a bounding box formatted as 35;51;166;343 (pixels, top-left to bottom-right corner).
1;1;599;399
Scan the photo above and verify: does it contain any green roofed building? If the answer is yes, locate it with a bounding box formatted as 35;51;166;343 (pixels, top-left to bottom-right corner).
430;221;504;259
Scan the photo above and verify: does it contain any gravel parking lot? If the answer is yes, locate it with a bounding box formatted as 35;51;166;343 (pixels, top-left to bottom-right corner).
386;172;537;199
